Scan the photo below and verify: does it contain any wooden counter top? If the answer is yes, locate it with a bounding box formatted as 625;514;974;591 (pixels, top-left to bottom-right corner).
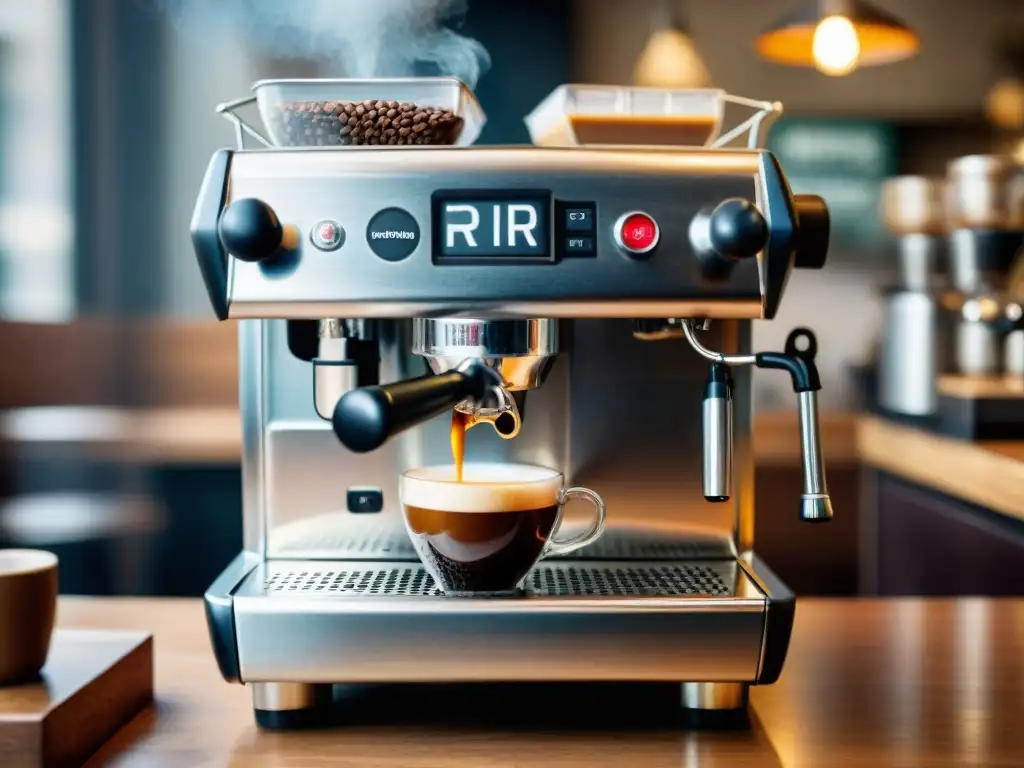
1;406;859;466
58;597;1024;767
857;414;1024;522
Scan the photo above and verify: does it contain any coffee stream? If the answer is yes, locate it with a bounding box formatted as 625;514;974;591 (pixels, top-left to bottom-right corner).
450;409;467;482
450;398;521;482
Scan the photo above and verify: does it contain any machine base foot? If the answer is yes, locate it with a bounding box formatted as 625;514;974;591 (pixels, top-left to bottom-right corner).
679;682;750;729
252;682;332;730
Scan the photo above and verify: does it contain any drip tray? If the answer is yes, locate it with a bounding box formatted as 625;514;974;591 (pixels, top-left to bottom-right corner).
230;559;771;683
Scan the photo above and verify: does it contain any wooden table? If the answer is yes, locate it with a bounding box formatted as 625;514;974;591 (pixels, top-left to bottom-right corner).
58;597;1024;767
858;415;1024;523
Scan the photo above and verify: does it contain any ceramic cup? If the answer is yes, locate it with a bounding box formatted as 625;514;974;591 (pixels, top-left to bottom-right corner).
0;549;58;685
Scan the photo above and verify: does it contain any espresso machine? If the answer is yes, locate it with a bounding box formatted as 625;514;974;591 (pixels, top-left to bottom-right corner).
196;79;833;728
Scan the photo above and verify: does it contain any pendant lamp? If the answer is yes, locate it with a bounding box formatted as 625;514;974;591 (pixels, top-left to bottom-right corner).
755;0;919;77
634;0;710;88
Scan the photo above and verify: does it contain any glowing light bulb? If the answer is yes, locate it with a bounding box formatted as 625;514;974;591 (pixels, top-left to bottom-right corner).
812;15;860;76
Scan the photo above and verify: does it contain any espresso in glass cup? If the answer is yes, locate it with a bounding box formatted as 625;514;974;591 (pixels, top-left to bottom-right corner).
399;463;606;596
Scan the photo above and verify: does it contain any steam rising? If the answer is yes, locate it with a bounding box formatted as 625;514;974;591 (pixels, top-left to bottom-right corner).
156;0;491;88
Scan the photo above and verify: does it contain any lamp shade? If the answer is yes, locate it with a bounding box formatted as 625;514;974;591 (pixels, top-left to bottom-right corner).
755;0;919;71
634;27;711;88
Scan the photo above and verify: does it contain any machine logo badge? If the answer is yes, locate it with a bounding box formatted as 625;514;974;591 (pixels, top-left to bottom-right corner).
366;208;421;262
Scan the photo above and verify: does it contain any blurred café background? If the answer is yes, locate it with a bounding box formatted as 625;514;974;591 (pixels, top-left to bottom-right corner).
1;0;1023;598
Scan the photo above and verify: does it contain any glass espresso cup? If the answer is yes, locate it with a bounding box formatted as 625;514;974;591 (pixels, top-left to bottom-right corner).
399;463;606;596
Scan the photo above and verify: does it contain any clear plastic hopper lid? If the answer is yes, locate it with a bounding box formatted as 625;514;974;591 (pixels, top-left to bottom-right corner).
524;85;781;149
217;77;486;149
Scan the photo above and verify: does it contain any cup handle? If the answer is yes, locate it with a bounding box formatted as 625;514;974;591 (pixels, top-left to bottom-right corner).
544;487;606;558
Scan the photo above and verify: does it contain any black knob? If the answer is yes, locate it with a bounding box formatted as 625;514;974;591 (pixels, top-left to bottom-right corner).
793;195;830;269
709;199;768;261
219;198;283;263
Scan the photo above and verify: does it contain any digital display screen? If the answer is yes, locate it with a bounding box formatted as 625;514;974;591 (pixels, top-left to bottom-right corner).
434;195;550;259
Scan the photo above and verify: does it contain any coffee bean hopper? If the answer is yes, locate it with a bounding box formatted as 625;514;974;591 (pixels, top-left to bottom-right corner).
196;77;833;728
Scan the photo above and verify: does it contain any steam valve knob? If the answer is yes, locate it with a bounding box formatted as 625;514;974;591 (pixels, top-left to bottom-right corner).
692;198;768;282
219;198;283;263
709;199;768;261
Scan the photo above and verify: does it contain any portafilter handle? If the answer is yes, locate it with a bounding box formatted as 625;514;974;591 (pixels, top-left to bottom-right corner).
332;360;505;453
755;328;833;522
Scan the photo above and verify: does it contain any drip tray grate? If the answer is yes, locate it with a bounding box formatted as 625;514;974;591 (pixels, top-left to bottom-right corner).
274;529;731;561
263;563;731;598
266;567;437;597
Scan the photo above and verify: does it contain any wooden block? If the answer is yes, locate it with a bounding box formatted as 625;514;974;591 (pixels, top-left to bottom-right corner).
0;629;153;768
938;374;1024;399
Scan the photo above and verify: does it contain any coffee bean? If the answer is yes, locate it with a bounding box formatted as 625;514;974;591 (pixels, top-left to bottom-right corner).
273;101;463;146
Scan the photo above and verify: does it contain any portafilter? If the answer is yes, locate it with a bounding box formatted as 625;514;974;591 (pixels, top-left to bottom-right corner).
331;318;558;451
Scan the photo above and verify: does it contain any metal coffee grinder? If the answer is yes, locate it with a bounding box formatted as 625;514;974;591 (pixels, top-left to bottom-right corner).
943;155;1024;380
195;78;834;728
877;175;946;417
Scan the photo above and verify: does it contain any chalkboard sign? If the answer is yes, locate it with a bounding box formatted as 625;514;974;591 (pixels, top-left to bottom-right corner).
768;119;897;246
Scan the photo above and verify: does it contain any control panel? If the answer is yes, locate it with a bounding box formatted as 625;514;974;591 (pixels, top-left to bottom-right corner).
192;146;828;321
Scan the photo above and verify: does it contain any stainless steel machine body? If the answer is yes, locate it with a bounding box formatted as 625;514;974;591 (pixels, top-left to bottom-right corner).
194;132;831;727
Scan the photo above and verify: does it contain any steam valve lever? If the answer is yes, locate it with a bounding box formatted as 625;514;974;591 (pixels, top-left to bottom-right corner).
755;328;833;522
691;198;768;282
702;363;733;502
219;198;284;263
332;360;505;453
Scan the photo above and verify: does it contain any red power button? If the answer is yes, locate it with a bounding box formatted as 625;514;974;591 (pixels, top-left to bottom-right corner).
615;211;660;255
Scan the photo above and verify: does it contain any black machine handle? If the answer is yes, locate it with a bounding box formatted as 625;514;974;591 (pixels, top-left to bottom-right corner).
694;198;768;282
755;327;822;393
219;197;284;264
332;364;499;453
709;198;768;262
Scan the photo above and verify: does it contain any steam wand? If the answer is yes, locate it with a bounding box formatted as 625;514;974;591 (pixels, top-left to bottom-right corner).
681;320;833;522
